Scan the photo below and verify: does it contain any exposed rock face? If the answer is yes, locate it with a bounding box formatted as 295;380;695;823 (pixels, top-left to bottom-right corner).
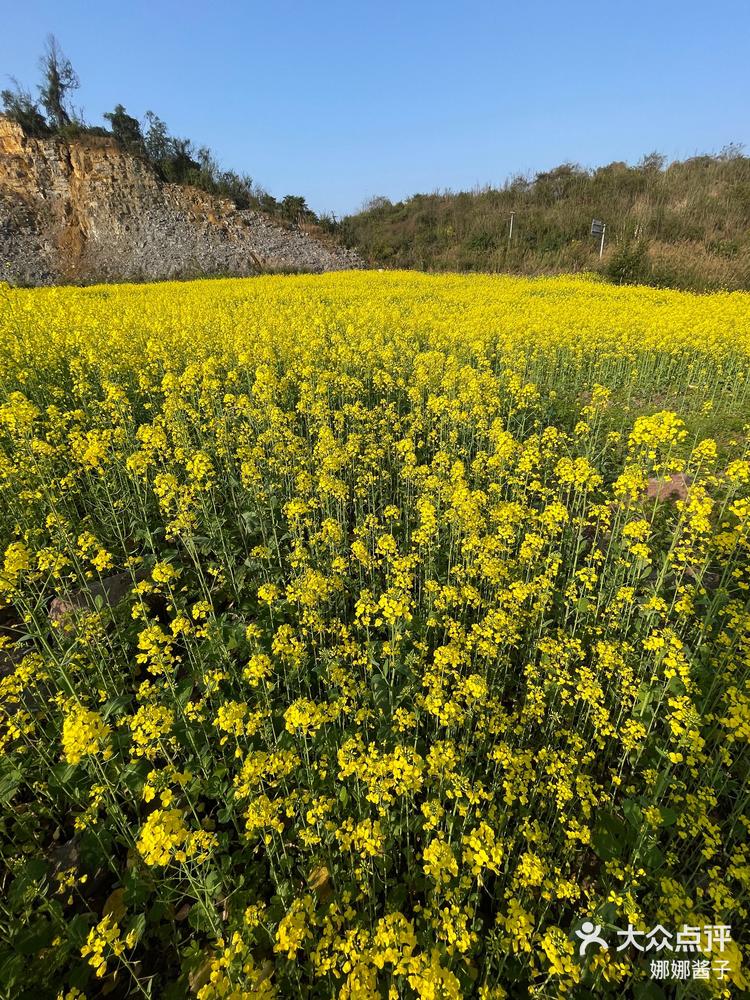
0;117;361;285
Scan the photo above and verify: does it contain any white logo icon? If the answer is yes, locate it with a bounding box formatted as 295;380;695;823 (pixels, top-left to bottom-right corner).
575;920;609;956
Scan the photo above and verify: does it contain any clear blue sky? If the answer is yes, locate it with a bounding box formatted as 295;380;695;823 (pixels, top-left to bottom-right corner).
2;1;748;216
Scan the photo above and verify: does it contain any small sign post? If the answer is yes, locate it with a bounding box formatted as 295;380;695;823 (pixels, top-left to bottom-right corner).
591;219;606;259
508;212;515;252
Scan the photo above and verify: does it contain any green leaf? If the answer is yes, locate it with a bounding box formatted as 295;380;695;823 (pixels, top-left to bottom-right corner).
176;679;194;706
49;763;79;790
204;870;222;897
641;843;664;869
622;799;642;829
102;692;132;720
127;913;146;941
659;806;678;827
370;673;391;712
591;810;630;861
188;902;216;932
67;913;92;948
0;766;22;804
123;869;151;908
15;917;54;955
8;858;48;907
0;950;27;992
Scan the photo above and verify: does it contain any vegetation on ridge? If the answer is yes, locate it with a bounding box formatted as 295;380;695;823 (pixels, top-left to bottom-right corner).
337;150;750;291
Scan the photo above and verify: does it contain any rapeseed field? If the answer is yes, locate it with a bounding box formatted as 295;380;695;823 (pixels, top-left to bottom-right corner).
0;272;748;998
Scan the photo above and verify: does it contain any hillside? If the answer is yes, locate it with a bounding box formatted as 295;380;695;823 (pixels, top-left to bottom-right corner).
339;153;750;290
0;117;361;285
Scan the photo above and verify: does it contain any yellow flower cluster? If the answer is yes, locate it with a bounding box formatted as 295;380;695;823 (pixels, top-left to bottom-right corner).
136;807;218;867
81;914;137;978
61;706;112;765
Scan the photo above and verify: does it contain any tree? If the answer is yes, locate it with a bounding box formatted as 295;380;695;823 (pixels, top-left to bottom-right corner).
638;151;666;172
281;194;314;224
103;104;144;154
1;78;49;135
533;163;589;203
143;111;170;163
362;195;392;212
258;192;279;215
214;169;256;209
163;137;201;183
38;34;79;130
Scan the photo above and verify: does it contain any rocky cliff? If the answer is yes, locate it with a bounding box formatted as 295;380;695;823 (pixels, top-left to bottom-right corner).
0;117;361;285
